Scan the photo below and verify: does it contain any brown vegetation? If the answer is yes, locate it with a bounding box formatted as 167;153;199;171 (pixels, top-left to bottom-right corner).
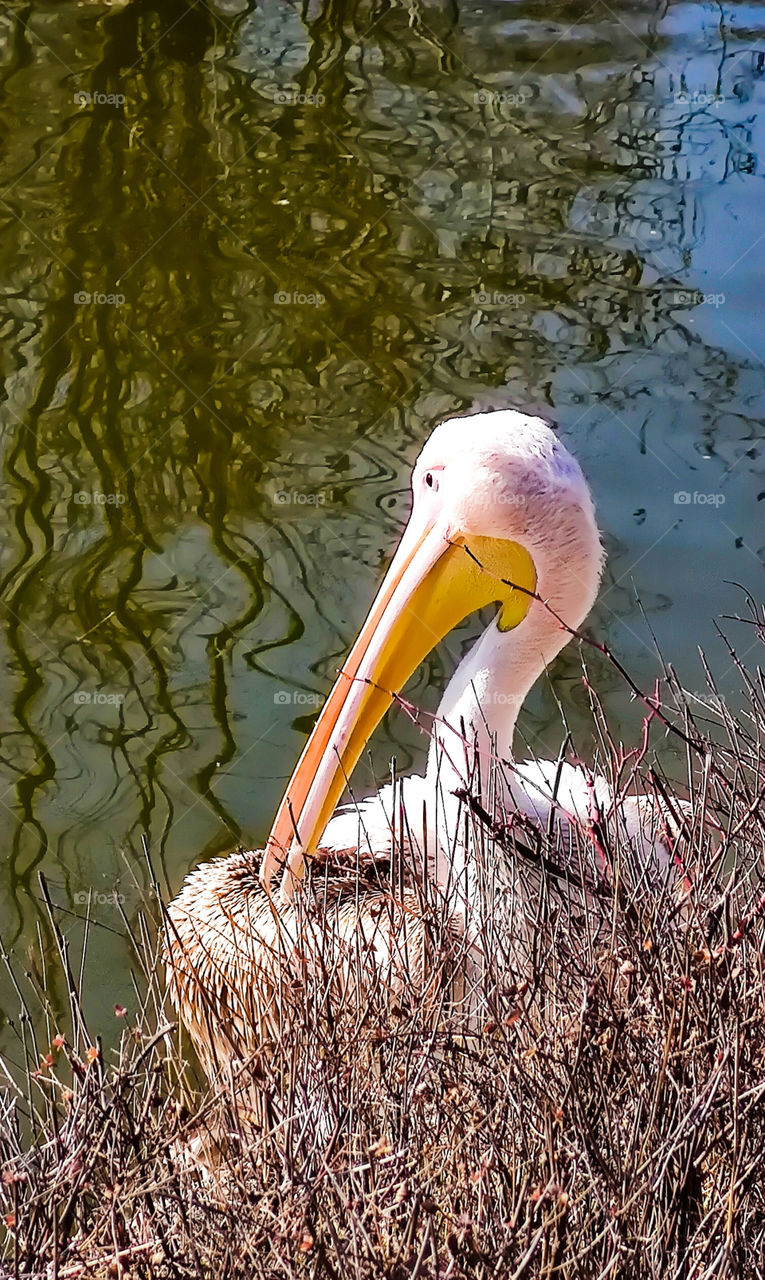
2;629;765;1279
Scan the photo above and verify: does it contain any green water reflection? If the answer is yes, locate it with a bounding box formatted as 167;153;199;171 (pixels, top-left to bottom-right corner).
0;0;764;1034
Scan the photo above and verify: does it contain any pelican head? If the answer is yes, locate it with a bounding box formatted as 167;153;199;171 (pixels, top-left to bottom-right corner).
413;409;602;615
263;409;604;896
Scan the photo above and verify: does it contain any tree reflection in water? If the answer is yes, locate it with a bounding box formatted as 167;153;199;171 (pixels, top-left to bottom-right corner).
0;0;763;1028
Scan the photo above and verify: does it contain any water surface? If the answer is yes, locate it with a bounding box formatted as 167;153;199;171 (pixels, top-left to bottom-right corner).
0;0;764;1036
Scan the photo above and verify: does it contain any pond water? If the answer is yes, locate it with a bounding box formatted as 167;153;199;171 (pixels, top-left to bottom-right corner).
0;0;764;1040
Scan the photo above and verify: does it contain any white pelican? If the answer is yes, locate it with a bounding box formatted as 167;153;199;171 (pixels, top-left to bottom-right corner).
165;410;686;1081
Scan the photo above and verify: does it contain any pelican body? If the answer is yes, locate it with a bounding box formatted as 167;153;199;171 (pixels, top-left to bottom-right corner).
165;411;682;1080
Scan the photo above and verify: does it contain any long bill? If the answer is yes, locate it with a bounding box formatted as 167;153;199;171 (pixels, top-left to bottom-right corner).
260;512;537;903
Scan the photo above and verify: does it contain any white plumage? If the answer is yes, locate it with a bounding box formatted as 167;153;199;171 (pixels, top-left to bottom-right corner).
165;410;689;1082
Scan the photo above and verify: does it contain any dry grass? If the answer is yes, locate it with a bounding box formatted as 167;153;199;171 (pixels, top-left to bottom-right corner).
2;622;765;1279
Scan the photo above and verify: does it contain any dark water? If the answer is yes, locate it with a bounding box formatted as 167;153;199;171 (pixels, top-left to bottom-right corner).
0;0;764;1036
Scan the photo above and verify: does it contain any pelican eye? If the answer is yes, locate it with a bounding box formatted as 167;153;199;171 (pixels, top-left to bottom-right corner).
424;471;437;490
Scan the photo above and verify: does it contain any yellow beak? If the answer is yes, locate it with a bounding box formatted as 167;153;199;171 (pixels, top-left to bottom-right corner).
260;509;536;902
